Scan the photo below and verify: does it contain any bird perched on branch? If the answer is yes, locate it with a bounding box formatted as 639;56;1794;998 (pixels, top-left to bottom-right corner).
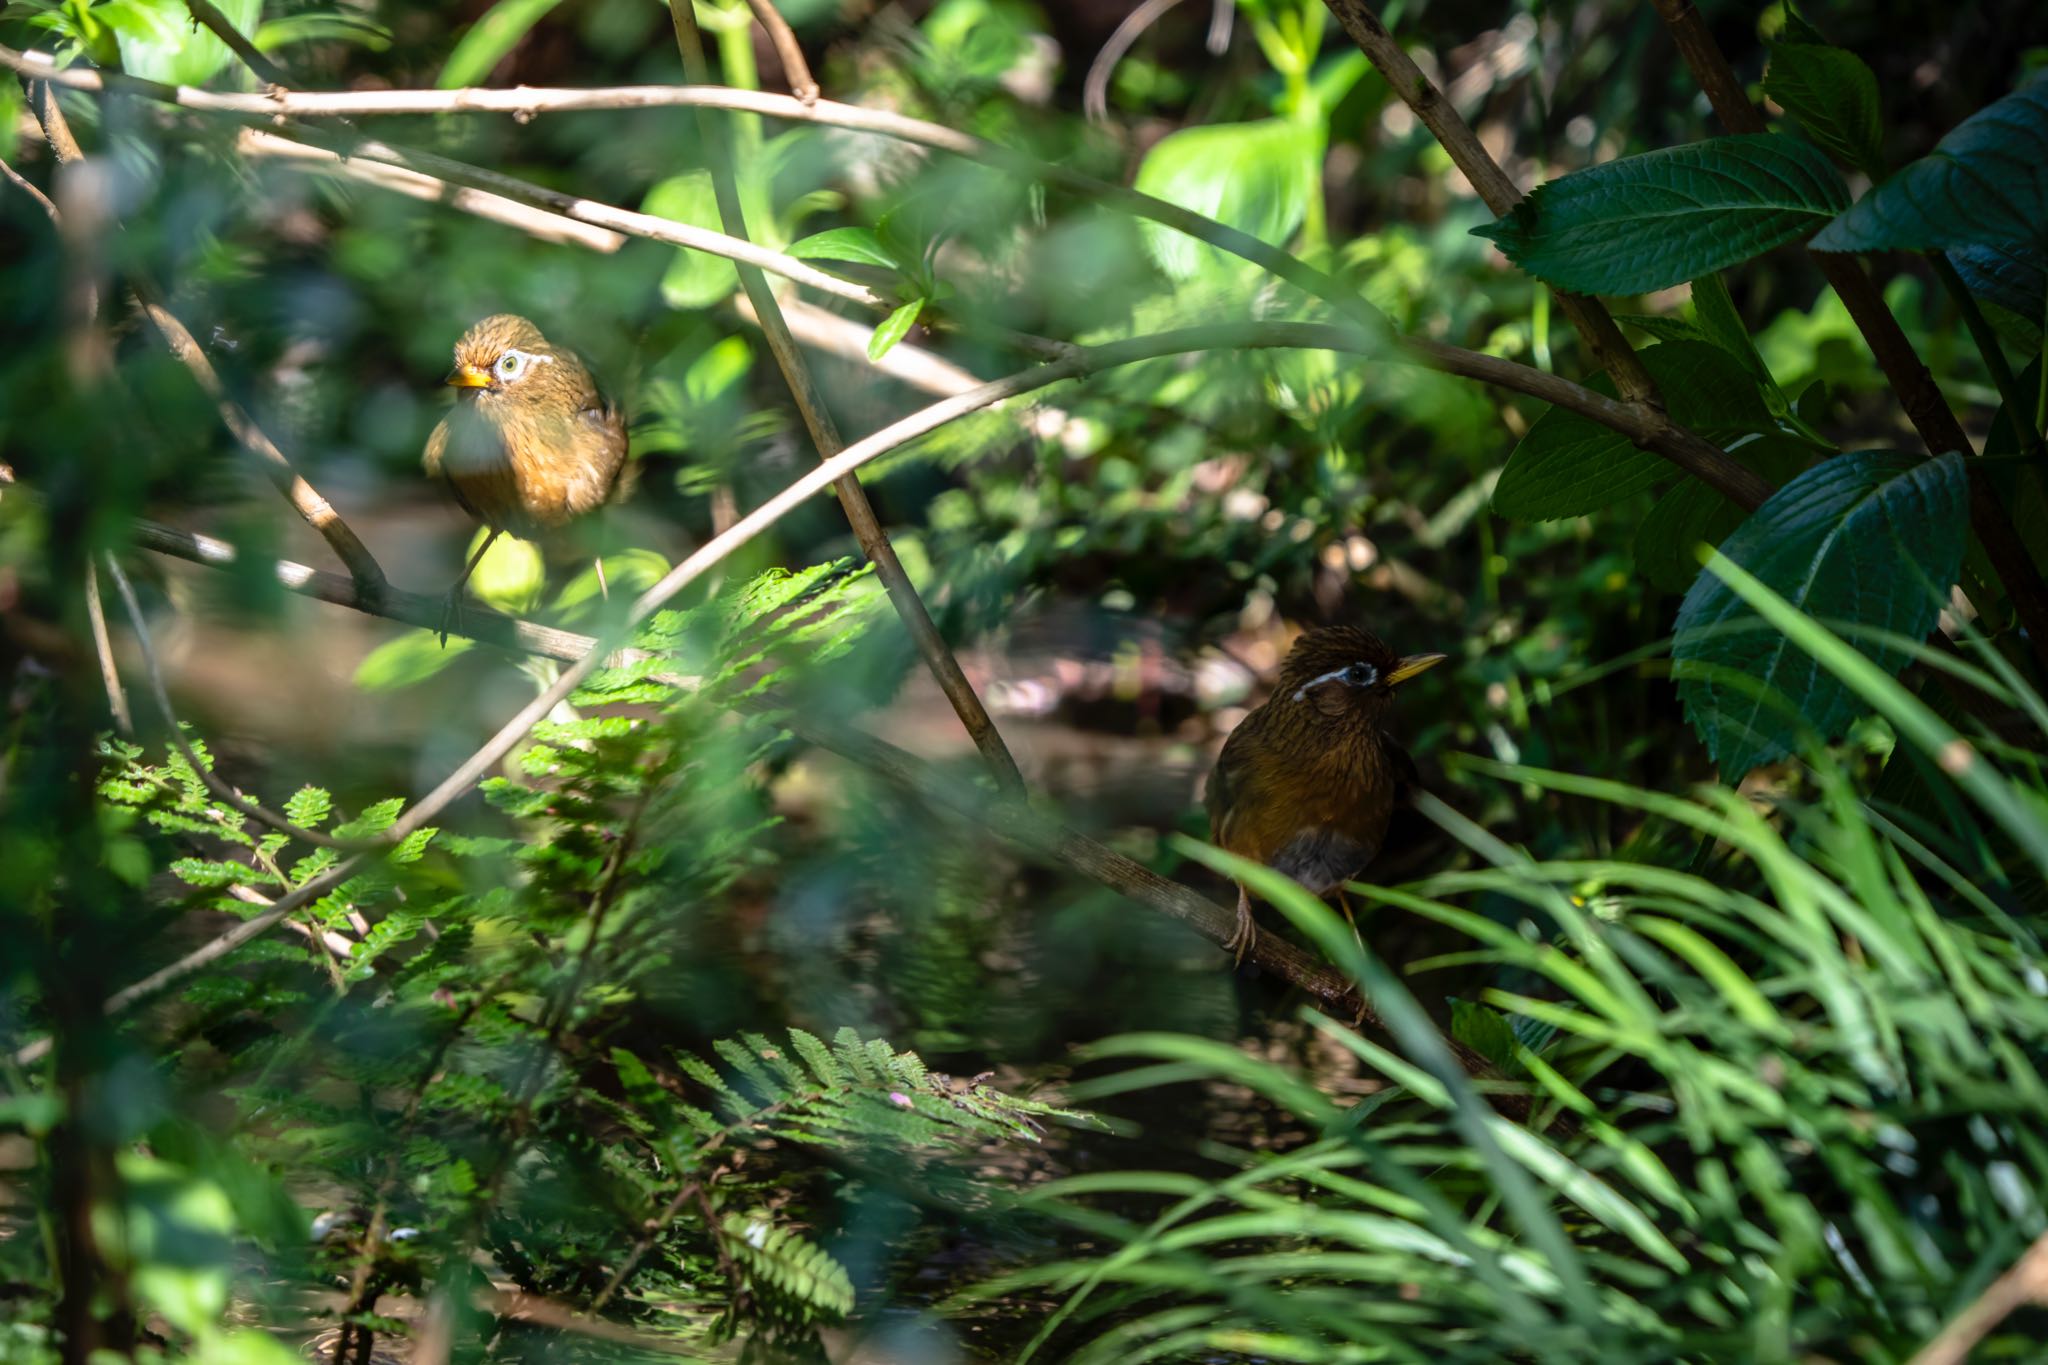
423;313;630;642
1205;626;1446;962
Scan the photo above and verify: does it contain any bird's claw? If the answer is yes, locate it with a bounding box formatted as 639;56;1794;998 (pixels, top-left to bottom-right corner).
436;588;464;648
1225;888;1256;967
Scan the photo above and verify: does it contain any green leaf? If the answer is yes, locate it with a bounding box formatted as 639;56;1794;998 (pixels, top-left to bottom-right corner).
254;13;393;53
100;0;262;86
786;227;900;269
1637;438;1810;592
1763;43;1885;176
868;298;925;361
1450;1001;1521;1075
1493;342;1773;521
1689;274;1773;388
646;172;738;309
1472;135;1849;296
1612;313;1707;345
1949;240;2045;352
1673;451;1969;778
1132;118;1320;279
1811;80;2048;253
471;531;545;614
354;630;473;692
282;786;331;830
437;0;566;89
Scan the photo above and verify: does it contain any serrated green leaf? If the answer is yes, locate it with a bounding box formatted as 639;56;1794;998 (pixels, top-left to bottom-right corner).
1690;274;1774;388
786;226;899;269
1493;342;1774;520
1612;313;1707;345
1133;118;1320;279
1636;438;1808;592
1473;135;1849;295
1673;451;1969;778
282;786;332;830
1764;43;1885;176
1812;79;2048;253
1949;240;2045;352
868;298;925;361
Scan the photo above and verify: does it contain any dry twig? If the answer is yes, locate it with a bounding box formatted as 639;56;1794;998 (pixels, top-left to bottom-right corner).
666;0;1027;794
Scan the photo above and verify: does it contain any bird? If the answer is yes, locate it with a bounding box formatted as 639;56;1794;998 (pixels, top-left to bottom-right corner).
1204;626;1446;963
423;314;631;642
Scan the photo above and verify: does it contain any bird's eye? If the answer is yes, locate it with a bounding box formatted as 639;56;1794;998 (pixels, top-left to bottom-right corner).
495;351;528;381
1345;663;1380;688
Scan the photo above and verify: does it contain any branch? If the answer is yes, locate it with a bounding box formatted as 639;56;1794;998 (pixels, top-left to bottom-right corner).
1644;0;2048;674
736;0;818;104
1908;1232;2048;1365
235;129;626;251
131;287;389;593
3;43;1770;503
83;562;132;734
180;0;288;88
666;0;1027;795
1318;0;1703;431
19;72;390;595
101;553;358;850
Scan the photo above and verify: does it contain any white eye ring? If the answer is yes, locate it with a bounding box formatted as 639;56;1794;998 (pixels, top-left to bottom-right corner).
494;349;551;382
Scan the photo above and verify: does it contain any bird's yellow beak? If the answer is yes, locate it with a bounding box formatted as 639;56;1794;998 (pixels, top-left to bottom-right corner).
1386;652;1449;686
446;364;493;389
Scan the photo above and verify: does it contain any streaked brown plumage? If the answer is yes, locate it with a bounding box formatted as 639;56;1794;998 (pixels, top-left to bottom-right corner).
423;314;630;635
1205;626;1446;961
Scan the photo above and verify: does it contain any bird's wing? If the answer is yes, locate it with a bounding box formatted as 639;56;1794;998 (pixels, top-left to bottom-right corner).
1205;712;1275;851
422;419;481;521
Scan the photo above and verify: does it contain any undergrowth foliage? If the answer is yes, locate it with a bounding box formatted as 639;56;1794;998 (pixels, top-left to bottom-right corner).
46;564;1079;1360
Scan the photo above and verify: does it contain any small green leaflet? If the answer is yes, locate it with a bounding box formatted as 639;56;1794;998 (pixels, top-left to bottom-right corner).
787;227;900;269
1811;79;2048;253
1763;43;1885;177
1672;451;1968;778
1473;135;1848;296
869;299;925;361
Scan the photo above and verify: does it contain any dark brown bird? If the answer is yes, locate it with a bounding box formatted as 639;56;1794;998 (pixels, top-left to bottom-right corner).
423;314;630;639
1205;626;1446;961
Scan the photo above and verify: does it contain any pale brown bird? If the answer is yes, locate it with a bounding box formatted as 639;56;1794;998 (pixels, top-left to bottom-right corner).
423;314;630;640
1204;626;1446;962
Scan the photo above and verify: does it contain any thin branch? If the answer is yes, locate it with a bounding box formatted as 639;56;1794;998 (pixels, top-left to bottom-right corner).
737;0;818;104
130;288;389;593
101;554;357;850
233;885;358;958
19;72;391;595
83;563;132;734
0;150;61;224
180;0;289;88
1908;1232;2048;1365
666;0;1027;795
1317;0;1684;419
1085;0;1190;123
5;44;1771;503
1644;0;2048;674
236;130;625;251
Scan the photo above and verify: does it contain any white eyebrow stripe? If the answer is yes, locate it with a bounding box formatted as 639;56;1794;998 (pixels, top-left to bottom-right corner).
1293;665;1353;701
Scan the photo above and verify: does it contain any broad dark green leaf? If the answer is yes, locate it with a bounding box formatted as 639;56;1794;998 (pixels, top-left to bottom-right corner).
1612;314;1707;345
1811;80;2048;253
1690;273;1777;390
1472;136;1848;296
1764;43;1885;176
1949;240;2045;352
1634;438;1806;592
1673;451;1968;778
1493;342;1774;521
1133;118;1320;279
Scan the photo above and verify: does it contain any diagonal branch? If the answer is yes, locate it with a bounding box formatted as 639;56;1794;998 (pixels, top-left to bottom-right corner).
19;71;389;595
665;0;1026;794
1315;0;1774;509
1644;0;2048;675
0;42;1772;507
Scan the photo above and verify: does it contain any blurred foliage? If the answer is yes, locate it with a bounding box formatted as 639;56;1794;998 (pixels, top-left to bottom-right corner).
2;0;2047;1357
